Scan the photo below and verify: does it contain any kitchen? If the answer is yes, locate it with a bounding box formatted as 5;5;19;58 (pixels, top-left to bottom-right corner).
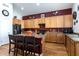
0;3;79;56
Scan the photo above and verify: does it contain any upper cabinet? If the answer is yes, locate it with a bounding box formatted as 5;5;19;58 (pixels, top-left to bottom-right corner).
45;17;51;28
57;16;64;28
45;16;64;28
20;20;24;28
38;18;45;24
13;19;25;29
24;20;31;28
22;14;73;28
33;18;39;28
50;16;57;28
41;18;45;24
30;19;34;28
13;19;21;25
64;15;73;27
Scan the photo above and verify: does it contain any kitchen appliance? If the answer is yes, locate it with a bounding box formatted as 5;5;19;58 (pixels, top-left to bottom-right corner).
13;24;21;34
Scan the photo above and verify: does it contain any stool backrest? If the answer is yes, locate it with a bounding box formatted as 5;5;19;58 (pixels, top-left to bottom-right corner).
9;35;16;43
15;35;25;43
24;36;35;45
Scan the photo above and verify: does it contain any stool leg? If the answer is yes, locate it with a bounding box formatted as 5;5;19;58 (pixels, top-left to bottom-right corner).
22;50;24;56
15;45;17;56
9;44;11;55
34;52;35;56
25;50;27;55
31;52;32;55
13;44;16;56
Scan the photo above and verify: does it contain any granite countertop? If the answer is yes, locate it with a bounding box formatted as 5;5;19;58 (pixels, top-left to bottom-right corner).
65;34;79;41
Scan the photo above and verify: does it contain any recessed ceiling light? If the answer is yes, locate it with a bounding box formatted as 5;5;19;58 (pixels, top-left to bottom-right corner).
36;3;40;6
21;7;24;10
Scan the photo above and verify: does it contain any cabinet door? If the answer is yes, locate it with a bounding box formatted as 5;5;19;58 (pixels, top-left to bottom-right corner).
50;16;57;28
13;19;16;24
30;19;34;28
40;18;45;23
33;19;39;28
66;38;69;55
64;15;73;27
45;17;51;28
24;20;28;28
18;20;21;25
24;20;31;28
49;32;57;42
28;20;31;28
66;37;71;56
57;33;65;44
20;20;24;28
57;16;64;28
76;43;79;56
13;19;19;24
70;39;75;56
38;18;41;24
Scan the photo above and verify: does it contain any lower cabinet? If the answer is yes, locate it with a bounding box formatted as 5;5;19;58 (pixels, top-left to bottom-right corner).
66;35;79;56
75;42;79;56
70;39;75;56
57;33;65;44
49;32;57;43
66;37;71;55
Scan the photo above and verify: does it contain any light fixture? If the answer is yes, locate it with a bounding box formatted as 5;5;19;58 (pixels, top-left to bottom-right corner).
36;3;40;6
21;7;24;10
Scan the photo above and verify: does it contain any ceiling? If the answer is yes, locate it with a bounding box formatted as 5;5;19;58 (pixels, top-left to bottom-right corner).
13;3;73;16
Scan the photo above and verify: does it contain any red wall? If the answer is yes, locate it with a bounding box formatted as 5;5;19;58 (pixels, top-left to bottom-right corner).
22;8;72;20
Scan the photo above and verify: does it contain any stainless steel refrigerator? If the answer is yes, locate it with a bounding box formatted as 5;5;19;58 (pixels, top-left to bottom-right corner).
13;24;21;34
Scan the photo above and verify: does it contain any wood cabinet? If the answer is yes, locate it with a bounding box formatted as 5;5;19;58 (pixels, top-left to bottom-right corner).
49;32;57;43
75;42;79;56
13;19;25;29
65;35;79;56
64;15;73;27
24;20;31;28
20;20;24;28
23;14;72;28
66;36;75;56
45;17;51;28
43;16;57;28
50;16;57;28
13;19;21;25
38;18;42;24
39;18;45;24
33;18;40;28
40;18;45;23
13;19;17;24
66;36;71;55
46;32;65;43
70;39;75;56
57;16;64;27
30;19;34;28
18;20;21;24
66;37;69;54
57;33;65;44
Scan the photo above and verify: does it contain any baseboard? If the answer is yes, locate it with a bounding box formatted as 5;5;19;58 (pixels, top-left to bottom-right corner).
0;42;9;46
